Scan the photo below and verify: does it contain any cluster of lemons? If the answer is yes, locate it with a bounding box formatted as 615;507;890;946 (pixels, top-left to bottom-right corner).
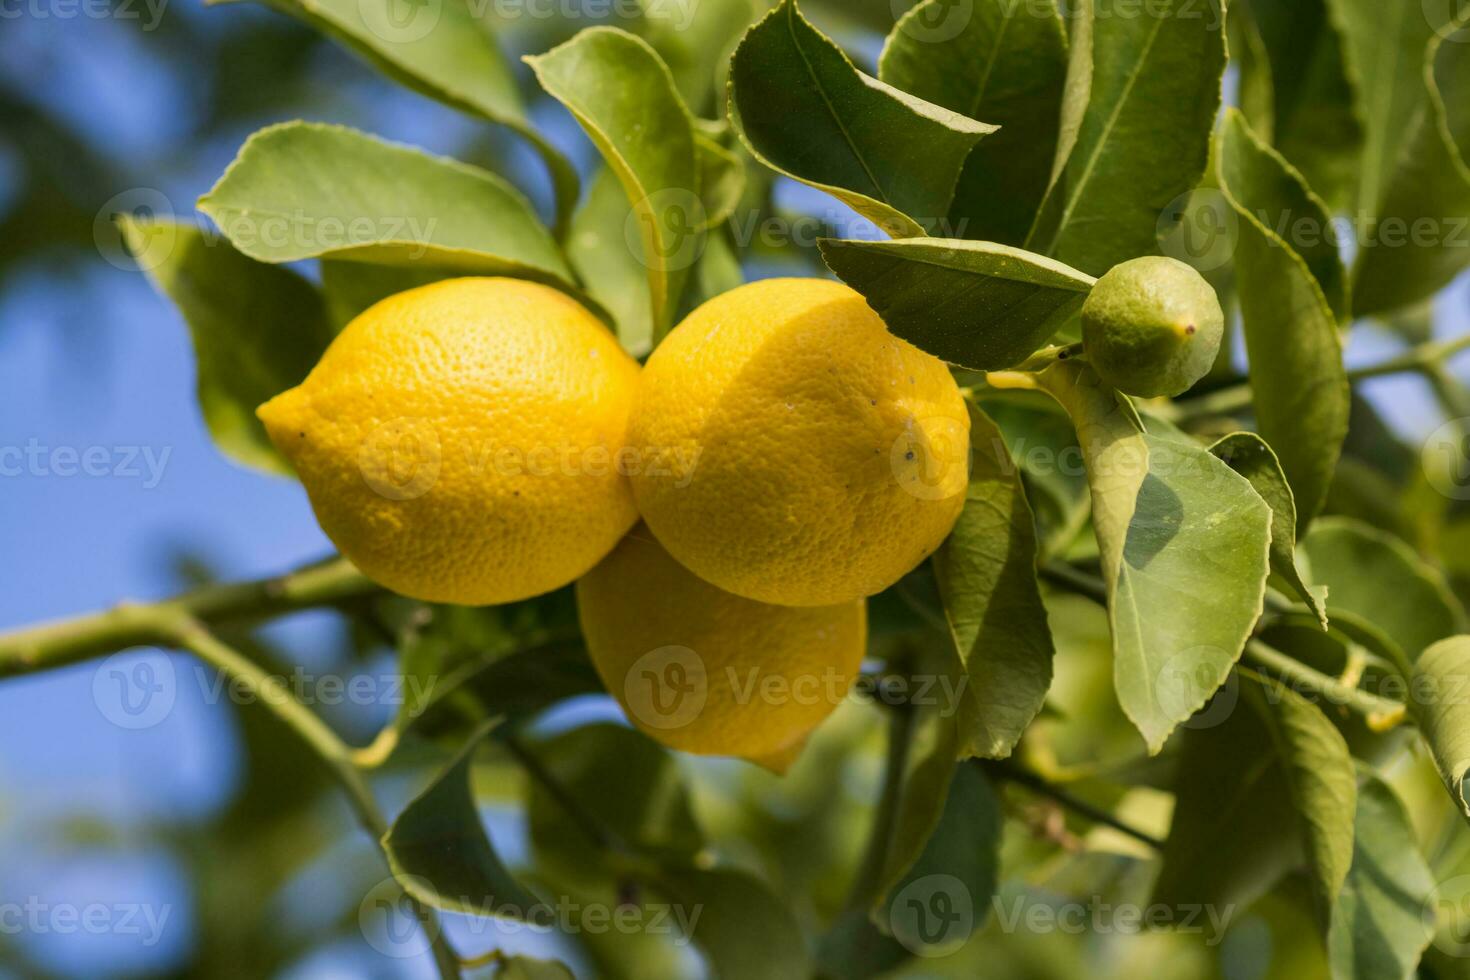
259;276;973;769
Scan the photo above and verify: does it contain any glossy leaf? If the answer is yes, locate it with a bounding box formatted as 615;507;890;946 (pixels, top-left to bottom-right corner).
878;0;1069;245
1351;15;1470;315
1411;636;1470;819
199;122;574;286
1155;670;1356;925
1026;0;1227;275
527;27;702;339
1209;431;1329;627
118;215;332;475
1216;109;1349;524
1328;775;1437;979
932;405;1055;759
382;721;545;919
818;237;1094;370
239;0;578;231
1000;360;1272;753
728;0;994;238
1299;518;1466;664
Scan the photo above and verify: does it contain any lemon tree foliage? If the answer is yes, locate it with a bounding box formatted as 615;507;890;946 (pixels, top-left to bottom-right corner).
18;0;1470;976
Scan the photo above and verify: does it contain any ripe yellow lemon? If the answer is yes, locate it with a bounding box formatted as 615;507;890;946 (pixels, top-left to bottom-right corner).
627;278;970;607
577;527;867;771
257;277;641;605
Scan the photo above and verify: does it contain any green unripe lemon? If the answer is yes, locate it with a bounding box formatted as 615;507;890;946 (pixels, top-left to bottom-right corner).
1080;256;1225;398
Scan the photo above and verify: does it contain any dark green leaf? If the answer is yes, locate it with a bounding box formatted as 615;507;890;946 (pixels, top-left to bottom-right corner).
1328;775;1437;979
1215;109;1349;524
239;0;578;231
1350;14;1470;315
1026;0;1227;275
660;868;811;980
878;0;1069;245
1244;0;1363;210
525;724;704;877
118;215;332;475
1003;361;1272;753
818;237;1094;370
873;763;1001;956
199;122;575;287
1411;636;1470;819
382;721;545;919
1154;671;1356;926
527;27;703;339
1209;431;1329;627
728;0;994;238
932;405;1055;759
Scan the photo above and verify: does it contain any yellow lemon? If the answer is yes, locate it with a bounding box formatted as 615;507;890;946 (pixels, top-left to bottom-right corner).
577;527;867;771
258;277;641;605
627;278;970;607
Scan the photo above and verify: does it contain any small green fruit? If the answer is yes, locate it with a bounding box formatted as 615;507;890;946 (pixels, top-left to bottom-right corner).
1081;256;1225;398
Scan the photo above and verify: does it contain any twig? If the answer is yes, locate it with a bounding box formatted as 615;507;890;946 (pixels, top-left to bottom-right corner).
0;556;377;677
979;760;1163;850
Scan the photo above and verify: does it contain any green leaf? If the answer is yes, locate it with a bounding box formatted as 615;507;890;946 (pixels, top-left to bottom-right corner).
242;0;578;232
1299;517;1466;665
1244;0;1364;210
318;260;448;332
1026;0;1227;276
1328;775;1437;979
637;0;760;114
118;216;332;475
660;868;811;980
1350;14;1470;316
525;723;703;878
977;393;1092;558
1154;670;1356;926
1005;360;1272;753
1215;109;1349;524
381;721;545;919
727;0;994;238
526;27;703;340
878;0;1069;245
1326;0;1449;222
1209;431;1329;627
872;763;1001;955
818;237;1094;370
199;122;575;288
568;168;656;354
1411;636;1470;819
932;405;1055;759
